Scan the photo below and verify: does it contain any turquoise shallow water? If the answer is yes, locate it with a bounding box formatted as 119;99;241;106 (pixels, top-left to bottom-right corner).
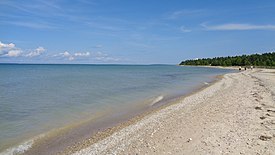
0;64;232;152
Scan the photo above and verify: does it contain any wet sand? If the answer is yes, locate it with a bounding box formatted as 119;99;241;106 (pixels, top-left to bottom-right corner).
72;69;275;155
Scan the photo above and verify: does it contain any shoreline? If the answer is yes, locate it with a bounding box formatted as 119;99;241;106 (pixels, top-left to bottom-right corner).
72;68;275;154
15;68;228;155
56;71;225;154
0;67;227;154
59;73;224;155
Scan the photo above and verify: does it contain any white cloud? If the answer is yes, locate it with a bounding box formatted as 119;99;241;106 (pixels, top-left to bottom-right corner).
5;49;22;57
57;51;91;61
55;51;70;57
36;47;45;52
180;26;191;33
0;41;46;58
57;51;74;60
59;51;71;57
54;50;120;62
68;56;74;61
0;41;15;51
74;52;90;57
202;23;275;31
0;41;22;57
26;47;45;57
62;51;71;57
0;41;16;55
0;40;120;62
95;57;120;62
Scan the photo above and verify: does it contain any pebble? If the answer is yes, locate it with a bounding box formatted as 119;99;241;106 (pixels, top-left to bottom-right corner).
187;138;192;142
259;135;272;141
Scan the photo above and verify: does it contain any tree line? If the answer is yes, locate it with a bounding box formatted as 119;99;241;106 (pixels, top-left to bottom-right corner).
179;52;275;67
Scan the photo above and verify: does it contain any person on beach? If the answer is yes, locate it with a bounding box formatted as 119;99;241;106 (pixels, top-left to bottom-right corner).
239;67;242;71
251;66;253;70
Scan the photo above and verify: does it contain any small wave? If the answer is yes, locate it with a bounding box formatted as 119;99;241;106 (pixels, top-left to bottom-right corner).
204;82;209;85
150;95;164;106
0;140;33;155
0;134;44;155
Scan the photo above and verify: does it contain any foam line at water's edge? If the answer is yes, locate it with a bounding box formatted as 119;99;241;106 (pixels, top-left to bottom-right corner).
0;134;45;155
150;95;164;106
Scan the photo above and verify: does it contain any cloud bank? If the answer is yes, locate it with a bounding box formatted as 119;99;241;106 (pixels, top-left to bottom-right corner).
0;41;121;63
0;41;46;58
55;51;119;62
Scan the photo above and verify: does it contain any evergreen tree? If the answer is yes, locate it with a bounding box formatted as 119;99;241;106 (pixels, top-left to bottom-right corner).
179;52;275;67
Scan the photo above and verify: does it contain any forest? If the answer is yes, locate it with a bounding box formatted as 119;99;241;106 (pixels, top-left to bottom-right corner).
179;52;275;67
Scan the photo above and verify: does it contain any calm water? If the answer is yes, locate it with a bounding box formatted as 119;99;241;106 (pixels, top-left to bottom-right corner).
0;64;232;153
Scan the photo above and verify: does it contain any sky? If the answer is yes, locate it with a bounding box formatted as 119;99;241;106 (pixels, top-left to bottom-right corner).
1;0;275;64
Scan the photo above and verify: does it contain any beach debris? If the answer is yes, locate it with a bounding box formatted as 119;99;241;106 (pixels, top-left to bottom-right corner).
260;116;266;120
259;134;272;141
255;106;262;110
187;138;192;142
267;109;275;113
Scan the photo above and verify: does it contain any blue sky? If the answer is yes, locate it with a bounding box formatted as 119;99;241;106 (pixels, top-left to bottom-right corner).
1;0;275;64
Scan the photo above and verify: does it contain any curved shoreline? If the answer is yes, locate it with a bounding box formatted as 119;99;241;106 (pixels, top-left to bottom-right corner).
72;69;275;154
14;69;228;155
69;71;228;155
0;67;233;155
58;73;226;154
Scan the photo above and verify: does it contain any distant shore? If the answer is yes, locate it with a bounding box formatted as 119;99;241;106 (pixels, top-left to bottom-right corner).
180;64;275;70
71;68;275;154
179;65;240;70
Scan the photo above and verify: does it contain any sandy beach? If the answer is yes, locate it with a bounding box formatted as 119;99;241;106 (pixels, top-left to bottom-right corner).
69;69;275;155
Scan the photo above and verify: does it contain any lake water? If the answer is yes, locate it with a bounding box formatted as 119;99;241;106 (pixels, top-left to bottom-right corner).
0;64;232;154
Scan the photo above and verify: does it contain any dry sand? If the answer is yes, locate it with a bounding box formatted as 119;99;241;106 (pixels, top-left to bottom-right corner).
71;69;275;155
